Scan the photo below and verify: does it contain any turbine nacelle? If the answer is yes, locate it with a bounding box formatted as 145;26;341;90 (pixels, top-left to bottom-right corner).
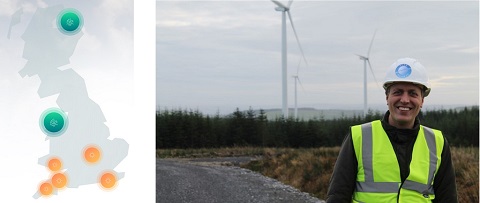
356;54;368;61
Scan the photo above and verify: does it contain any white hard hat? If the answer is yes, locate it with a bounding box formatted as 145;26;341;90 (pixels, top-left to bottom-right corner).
383;57;431;97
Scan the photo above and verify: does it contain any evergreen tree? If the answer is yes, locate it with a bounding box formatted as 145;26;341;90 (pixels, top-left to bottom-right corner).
156;106;479;148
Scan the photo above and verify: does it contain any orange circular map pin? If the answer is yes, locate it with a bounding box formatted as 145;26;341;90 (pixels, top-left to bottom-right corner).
52;173;68;188
47;157;62;171
83;145;101;164
99;171;117;189
39;182;54;196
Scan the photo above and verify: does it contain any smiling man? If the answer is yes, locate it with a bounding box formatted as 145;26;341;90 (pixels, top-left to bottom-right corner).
326;58;458;203
386;83;424;129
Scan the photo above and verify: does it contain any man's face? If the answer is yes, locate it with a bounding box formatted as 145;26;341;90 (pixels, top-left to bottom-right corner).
386;82;424;129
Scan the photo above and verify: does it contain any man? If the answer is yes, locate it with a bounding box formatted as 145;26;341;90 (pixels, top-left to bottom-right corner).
326;58;458;202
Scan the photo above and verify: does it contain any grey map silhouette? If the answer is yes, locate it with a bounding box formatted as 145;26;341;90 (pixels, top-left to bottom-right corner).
15;5;129;198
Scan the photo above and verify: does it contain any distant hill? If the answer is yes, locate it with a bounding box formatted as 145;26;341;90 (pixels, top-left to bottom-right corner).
157;105;478;120
247;105;479;121
251;108;370;120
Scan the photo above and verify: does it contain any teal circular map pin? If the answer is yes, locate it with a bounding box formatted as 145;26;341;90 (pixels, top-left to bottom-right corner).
40;108;69;137
57;8;83;35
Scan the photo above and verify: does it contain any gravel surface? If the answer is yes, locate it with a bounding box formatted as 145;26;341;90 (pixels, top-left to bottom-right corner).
156;158;325;203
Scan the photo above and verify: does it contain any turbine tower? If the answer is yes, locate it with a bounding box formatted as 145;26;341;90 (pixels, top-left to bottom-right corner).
356;30;379;117
292;59;304;119
293;75;299;119
292;77;304;119
271;0;307;118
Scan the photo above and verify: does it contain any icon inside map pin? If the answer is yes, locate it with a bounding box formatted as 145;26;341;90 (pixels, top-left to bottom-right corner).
40;108;68;137
57;8;83;35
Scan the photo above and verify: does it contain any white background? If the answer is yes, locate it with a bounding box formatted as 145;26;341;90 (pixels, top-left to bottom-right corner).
0;0;155;202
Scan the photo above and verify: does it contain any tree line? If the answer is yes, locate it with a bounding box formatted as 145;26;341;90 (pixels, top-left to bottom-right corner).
156;106;479;149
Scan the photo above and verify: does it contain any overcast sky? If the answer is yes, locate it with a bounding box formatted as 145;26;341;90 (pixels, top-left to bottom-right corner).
157;0;479;115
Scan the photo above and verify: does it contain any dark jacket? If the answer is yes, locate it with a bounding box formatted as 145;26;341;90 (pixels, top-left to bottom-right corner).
326;111;458;203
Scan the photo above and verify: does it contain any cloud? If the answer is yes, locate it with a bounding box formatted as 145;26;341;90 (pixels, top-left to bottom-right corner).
0;0;18;16
157;19;191;27
0;0;42;16
429;75;479;88
99;0;133;55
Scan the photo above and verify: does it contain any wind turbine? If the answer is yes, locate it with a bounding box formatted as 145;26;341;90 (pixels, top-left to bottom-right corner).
356;30;379;117
292;59;305;119
271;0;307;118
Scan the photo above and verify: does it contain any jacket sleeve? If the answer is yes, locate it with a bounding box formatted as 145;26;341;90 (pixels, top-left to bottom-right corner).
326;133;357;203
432;138;458;203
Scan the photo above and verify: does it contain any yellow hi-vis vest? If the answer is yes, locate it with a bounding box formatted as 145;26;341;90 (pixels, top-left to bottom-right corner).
351;120;444;203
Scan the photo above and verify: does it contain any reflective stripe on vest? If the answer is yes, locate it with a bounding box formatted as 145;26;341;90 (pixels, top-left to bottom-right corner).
352;120;444;202
402;126;437;196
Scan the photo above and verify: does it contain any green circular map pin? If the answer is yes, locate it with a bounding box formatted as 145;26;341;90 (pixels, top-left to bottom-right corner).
40;108;69;137
57;8;83;35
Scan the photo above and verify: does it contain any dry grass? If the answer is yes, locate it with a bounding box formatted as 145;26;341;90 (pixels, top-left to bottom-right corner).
156;147;478;201
451;147;479;203
241;147;339;199
156;147;265;158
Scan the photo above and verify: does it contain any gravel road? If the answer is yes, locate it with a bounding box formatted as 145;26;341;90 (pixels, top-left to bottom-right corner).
156;158;325;203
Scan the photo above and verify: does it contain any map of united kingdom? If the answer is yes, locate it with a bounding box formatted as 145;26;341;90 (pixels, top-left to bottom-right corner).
14;5;129;198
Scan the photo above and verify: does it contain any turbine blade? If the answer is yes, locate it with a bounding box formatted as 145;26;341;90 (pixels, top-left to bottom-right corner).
297;76;306;92
287;11;308;67
367;59;380;88
367;29;377;57
296;58;301;76
271;0;287;8
287;0;294;8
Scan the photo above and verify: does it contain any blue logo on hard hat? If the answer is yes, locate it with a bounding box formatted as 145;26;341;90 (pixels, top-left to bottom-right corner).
395;64;412;78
